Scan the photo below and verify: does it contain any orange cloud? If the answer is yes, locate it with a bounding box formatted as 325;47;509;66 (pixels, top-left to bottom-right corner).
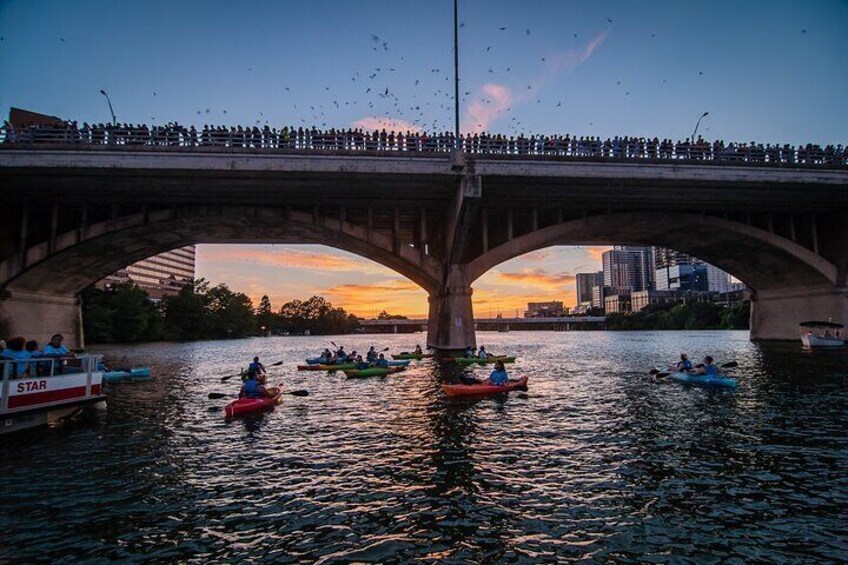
494;268;576;291
199;246;387;275
322;279;428;318
351;116;423;132
521;250;552;263
548;29;609;75
583;246;611;263
465;83;514;133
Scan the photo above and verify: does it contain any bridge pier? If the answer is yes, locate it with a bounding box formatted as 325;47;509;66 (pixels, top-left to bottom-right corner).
0;291;84;349
750;285;848;341
427;266;476;353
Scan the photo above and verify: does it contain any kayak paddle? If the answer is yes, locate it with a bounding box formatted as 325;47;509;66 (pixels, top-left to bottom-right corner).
721;361;739;368
208;389;309;400
221;360;285;382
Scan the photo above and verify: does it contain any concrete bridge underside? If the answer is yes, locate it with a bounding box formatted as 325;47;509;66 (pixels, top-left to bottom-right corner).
1;148;846;349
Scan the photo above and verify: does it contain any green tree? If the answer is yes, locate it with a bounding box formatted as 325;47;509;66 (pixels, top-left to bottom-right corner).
206;284;256;338
721;301;750;329
162;280;210;340
377;310;408;320
256;294;276;333
109;282;152;342
81;287;115;343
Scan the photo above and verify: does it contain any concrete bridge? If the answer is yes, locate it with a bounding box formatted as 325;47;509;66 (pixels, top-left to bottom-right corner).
1;141;846;350
359;316;607;333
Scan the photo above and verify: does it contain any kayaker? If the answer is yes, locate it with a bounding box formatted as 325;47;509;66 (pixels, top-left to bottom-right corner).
478;346;489;359
692;356;723;375
674;353;692;372
488;360;509;385
247;356;266;381
354;355;369;370
374;353;389;368
414;345;423;355
464;346;476;358
366;346;378;362
335;346;347;360
239;373;274;399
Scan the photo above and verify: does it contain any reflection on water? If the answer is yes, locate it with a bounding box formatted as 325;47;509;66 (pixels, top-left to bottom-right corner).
1;331;846;562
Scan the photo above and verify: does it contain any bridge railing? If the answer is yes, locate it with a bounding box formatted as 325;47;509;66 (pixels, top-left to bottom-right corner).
2;123;846;167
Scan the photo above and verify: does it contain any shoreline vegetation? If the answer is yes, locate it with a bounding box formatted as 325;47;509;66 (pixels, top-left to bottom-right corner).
82;280;749;345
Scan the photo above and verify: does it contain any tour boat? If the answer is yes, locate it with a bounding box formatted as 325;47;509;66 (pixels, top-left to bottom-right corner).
0;355;106;435
799;321;845;348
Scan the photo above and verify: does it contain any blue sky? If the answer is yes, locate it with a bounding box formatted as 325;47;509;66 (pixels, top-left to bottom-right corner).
2;1;845;316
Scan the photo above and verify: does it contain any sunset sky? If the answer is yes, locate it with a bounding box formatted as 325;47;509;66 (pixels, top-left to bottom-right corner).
2;1;846;317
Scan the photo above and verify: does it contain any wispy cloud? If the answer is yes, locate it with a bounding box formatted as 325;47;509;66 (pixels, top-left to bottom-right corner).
351;116;423;132
582;246;611;263
494;268;576;291
322;278;427;318
199;245;387;275
547;29;609;75
465;83;514;133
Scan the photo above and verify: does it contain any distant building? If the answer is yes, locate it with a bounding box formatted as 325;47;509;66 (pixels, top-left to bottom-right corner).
603;247;653;292
576;271;603;305
632;290;678;312
100;246;196;300
653;246;733;293
655;264;709;292
525;301;567;318
604;288;632;314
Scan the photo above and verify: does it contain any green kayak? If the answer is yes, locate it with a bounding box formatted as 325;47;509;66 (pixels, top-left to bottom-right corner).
452;356;516;365
391;353;433;360
344;366;406;378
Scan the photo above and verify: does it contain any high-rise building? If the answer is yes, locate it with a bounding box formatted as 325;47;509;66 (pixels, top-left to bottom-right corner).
101;246;196;299
575;271;603;305
653;247;733;293
603;246;653;291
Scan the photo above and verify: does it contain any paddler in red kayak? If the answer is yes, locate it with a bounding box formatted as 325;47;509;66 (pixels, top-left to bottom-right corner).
239;373;275;399
488;360;510;385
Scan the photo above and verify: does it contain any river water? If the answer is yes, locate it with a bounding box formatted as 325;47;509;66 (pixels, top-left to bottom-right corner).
1;331;846;563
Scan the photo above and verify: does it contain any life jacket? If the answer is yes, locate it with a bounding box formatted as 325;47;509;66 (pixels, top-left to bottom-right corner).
243;379;262;398
705;364;717;375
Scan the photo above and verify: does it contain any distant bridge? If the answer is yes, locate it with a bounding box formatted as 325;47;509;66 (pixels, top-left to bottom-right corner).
359;316;606;333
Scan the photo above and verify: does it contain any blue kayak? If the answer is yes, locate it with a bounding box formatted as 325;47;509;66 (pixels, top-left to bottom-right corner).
669;371;738;388
305;357;328;365
103;367;151;382
386;360;411;367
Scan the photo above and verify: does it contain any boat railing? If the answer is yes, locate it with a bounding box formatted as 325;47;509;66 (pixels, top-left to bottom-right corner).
0;355;104;413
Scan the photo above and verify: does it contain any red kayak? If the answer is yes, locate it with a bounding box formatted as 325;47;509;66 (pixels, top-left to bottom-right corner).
442;376;529;398
224;387;282;417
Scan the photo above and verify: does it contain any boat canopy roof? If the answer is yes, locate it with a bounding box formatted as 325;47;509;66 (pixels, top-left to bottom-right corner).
799;320;844;328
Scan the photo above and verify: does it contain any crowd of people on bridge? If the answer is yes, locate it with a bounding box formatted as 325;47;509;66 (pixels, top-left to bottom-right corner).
3;120;846;166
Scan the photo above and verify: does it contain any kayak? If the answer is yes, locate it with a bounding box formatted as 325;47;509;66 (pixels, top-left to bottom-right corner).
442;376;529;397
391;353;433;360
344;367;406;378
448;356;516;365
668;372;738;388
386;360;411;367
224;387;282;417
103;367;151;382
305;357;328;364
297;363;357;371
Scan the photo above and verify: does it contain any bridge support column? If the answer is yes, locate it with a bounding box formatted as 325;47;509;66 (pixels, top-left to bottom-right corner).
427;265;476;353
750;285;848;341
0;291;84;349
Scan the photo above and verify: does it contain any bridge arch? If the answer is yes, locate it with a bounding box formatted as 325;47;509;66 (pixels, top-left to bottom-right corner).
0;206;443;346
467;212;837;292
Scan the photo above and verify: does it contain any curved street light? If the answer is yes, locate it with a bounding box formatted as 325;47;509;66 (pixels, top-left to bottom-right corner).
691;111;709;143
99;89;116;126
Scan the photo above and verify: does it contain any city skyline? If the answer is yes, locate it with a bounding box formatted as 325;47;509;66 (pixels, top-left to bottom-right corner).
4;1;845;316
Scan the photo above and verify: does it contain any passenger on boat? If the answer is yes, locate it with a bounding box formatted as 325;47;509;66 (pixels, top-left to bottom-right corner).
692;356;723;375
478;346;489;359
464;346;476;358
1;336;31;377
43;334;74;374
674;353;693;372
25;340;45;376
414;345;423;355
374;354;389;368
247;356;266;381
366;346;378;362
488;360;509;385
239;373;273;399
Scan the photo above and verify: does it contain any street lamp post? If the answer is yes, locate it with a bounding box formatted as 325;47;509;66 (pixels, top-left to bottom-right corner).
99;89;116;126
691;111;709;143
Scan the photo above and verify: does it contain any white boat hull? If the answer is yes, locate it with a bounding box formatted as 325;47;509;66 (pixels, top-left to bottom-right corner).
801;334;845;348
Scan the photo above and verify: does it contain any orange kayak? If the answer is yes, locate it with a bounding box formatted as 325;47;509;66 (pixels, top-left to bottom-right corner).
224;387;282;417
442;376;528;397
